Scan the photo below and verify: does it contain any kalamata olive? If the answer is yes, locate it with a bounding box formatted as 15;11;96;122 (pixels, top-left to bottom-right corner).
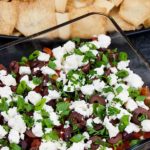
43;86;49;96
30;138;41;150
96;54;101;61
90;136;102;150
81;63;90;73
20;140;28;150
56;126;72;141
141;86;150;107
69;112;86;129
30;61;44;69
9;61;19;74
122;132;133;141
110;119;120;126
46;99;56;109
89;95;106;105
0;115;4;124
0;81;4;87
42;75;50;86
108;133;122;144
104;68;111;76
11;86;17;92
132;107;150;125
109;52;118;62
94;124;103;131
32;68;42;77
25;130;37;138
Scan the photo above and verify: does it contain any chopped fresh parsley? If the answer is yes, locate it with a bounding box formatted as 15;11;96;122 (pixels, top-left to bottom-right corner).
119;115;129;132
48;60;56;70
43;130;59;141
29;50;40;61
108;106;120;116
70;134;84;143
116;70;129;78
32;77;42;85
0;98;9;112
136;95;146;102
116;86;123;94
10;143;21;150
35;98;46;111
138;114;147;122
119;52;128;61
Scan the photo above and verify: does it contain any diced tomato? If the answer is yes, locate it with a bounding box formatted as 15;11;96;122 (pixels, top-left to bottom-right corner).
43;47;53;57
132;132;143;139
140;86;150;96
31;138;41;147
56;70;61;76
143;132;150;139
92;37;98;41
34;86;41;93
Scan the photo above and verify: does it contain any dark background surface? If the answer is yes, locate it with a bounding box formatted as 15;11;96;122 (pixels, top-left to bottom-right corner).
0;31;150;62
128;31;150;63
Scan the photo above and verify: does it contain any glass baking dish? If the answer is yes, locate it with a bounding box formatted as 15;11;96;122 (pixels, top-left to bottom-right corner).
0;12;150;150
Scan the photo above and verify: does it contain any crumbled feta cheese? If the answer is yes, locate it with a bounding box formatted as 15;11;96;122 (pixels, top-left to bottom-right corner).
43;105;60;126
63;41;75;53
33;111;42;122
98;34;111;48
90;40;100;49
93;117;102;124
91;50;98;56
86;118;93;127
37;52;50;62
19;66;31;75
25;91;42;105
32;122;43;137
48;90;60;100
64;121;70;129
79;45;90;53
41;66;56;75
57;71;67;85
0;86;12;98
85;140;92;149
54;60;62;70
103;117;119;138
1;146;9;150
52;46;66;61
125;123;140;134
110;67;118;74
107;92;115;102
93;79;105;92
124;72;144;88
136;101;149;110
126;98;138;111
8;129;20;144
81;84;95;95
70;100;93;117
8;114;26;134
0;70;7;76
117;61;130;70
63;84;75;93
94;65;105;76
0;125;7;139
83;132;90;140
141;120;150;132
68;141;85;150
109;74;118;86
0;74;16;86
116;89;129;104
39;141;67;150
20;75;36;89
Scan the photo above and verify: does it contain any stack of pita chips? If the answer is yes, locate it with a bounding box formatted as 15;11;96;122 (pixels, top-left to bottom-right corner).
0;0;150;39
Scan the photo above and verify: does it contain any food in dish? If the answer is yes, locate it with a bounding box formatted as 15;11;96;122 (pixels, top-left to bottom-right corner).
0;35;150;150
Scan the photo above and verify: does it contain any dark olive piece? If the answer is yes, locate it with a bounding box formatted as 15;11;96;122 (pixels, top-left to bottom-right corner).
81;63;90;73
25;130;37;138
69;112;86;129
90;95;106;105
132;107;150;125
108;133;122;144
90;136;102;150
9;61;19;74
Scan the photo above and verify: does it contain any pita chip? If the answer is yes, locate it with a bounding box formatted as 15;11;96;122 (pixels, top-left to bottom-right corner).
55;0;68;13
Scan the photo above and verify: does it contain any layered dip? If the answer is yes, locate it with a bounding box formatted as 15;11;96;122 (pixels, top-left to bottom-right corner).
0;35;150;150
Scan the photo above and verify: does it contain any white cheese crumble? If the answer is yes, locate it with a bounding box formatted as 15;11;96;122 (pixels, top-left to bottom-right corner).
86;118;93;127
97;34;111;48
63;41;75;53
41;66;56;75
81;84;95;95
70;100;93;117
93;79;106;92
54;60;62;70
8;129;20;144
79;45;90;53
0;125;7;139
37;52;50;62
19;66;31;75
124;72;144;88
126;98;138;111
94;65;105;76
136;101;149;110
32;122;43;137
125;123;140;134
103;117;119;138
117;61;130;70
33;111;42;122
25;91;42;105
1;146;9;150
0;86;13;98
0;74;16;86
109;74;118;86
141;120;150;132
68;141;85;150
0;70;7;76
52;46;66;61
